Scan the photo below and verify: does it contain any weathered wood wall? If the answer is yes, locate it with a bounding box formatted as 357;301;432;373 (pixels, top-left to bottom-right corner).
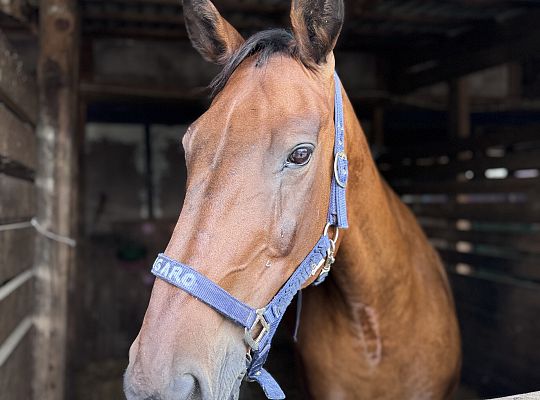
0;0;33;23
378;126;540;397
0;31;37;400
33;0;79;398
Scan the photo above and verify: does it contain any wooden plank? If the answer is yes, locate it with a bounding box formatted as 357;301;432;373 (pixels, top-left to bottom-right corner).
0;226;34;284
440;249;540;282
377;128;540;164
392;177;540;195
0;320;33;400
410;201;540;223
34;0;79;398
0;103;36;170
383;148;540;181
0;174;35;223
0;276;32;346
0;32;37;124
425;227;540;255
448;78;470;139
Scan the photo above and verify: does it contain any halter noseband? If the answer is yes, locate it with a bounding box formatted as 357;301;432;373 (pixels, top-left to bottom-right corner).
151;73;348;399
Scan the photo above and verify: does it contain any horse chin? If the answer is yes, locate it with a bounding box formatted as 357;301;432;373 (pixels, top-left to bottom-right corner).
227;389;241;400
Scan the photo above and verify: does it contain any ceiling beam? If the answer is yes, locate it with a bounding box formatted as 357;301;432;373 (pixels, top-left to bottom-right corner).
389;10;540;93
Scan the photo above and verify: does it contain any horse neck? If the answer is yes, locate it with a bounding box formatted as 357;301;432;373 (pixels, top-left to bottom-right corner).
331;93;423;317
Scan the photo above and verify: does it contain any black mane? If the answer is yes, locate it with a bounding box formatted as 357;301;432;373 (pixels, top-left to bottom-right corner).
209;29;297;96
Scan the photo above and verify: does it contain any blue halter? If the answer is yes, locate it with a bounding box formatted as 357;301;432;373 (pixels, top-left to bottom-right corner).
151;73;348;399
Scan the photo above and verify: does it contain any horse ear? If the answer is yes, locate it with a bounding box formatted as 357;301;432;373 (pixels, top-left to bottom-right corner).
290;0;344;66
183;0;245;64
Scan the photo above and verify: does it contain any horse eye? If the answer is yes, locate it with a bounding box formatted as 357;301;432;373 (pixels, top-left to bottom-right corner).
287;146;313;166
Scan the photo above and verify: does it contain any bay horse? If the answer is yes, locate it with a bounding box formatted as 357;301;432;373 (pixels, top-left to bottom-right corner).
124;0;461;399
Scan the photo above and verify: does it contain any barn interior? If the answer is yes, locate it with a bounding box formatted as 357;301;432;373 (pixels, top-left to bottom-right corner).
1;0;540;399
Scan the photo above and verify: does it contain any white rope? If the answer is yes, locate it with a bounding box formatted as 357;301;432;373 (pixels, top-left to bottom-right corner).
30;218;76;247
0;269;34;302
0;317;32;368
0;218;76;247
0;220;32;232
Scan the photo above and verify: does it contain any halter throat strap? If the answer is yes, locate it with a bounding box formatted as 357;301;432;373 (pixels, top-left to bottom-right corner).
151;73;348;399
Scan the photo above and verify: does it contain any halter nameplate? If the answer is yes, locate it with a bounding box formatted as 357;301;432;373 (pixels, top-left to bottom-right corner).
151;73;348;400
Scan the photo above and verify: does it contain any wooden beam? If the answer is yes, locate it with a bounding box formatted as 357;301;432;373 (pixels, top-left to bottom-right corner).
81;0;288;14
391;10;540;93
80;81;208;101
0;225;34;284
34;0;79;398
0;103;36;169
448;78;471;139
358;11;489;25
0;318;33;399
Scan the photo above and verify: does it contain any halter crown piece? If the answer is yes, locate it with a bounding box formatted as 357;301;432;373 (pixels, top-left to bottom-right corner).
151;73;348;399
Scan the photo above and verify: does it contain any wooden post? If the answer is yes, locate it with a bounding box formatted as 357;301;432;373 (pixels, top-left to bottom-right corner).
508;62;523;101
448;78;470;139
34;0;79;398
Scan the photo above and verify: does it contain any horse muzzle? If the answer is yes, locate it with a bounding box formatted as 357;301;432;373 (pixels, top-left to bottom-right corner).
124;330;245;400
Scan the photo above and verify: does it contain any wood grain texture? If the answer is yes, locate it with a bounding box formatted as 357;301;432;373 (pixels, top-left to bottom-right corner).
0;174;35;223
424;226;540;255
0;32;38;124
0;103;36;170
0;279;33;346
0;227;34;284
0;325;33;400
410;202;540;223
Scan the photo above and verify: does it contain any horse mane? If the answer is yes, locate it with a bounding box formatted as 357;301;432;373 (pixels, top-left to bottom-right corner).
209;29;297;97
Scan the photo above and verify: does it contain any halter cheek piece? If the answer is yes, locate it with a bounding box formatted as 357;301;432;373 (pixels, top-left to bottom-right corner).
151;73;348;400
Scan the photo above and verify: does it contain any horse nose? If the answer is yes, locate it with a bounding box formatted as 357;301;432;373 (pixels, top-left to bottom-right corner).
124;369;207;400
172;374;200;399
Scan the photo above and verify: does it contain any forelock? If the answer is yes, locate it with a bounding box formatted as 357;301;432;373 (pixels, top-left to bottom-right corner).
209;29;298;97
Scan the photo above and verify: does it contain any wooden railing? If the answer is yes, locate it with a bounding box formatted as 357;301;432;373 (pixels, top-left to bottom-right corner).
0;31;37;400
378;126;540;396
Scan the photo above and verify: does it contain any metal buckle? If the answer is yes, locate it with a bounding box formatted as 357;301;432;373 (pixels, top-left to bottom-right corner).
333;151;348;188
310;257;325;276
318;223;338;279
323;223;339;243
321;243;336;276
244;308;269;351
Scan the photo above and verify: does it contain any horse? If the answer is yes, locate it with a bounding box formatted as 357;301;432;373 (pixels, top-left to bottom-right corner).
124;0;461;399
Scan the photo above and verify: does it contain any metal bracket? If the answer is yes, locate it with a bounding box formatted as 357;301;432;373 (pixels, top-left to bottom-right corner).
334;151;348;188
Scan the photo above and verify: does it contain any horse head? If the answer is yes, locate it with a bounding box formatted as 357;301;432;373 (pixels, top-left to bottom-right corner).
124;0;345;398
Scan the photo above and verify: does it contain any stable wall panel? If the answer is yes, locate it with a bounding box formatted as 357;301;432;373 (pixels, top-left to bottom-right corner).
0;227;34;284
0;103;36;170
0;175;35;223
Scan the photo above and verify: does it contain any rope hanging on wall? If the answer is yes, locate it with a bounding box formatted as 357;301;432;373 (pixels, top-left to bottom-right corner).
0;218;76;247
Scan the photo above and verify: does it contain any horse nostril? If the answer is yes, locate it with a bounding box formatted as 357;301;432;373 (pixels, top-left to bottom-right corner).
172;374;199;399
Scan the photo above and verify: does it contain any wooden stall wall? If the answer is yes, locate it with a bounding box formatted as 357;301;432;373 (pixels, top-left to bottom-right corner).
0;32;37;399
377;126;540;397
